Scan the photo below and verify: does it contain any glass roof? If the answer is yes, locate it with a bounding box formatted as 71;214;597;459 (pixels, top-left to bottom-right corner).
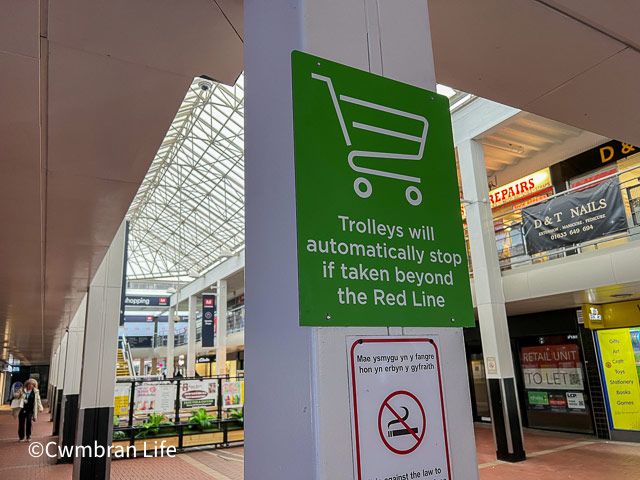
126;75;245;281
125;75;469;281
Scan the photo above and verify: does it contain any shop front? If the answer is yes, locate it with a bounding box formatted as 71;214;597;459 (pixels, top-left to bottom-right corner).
583;300;640;442
195;351;244;378
516;335;593;434
462;140;640;272
462;168;554;269
464;309;596;434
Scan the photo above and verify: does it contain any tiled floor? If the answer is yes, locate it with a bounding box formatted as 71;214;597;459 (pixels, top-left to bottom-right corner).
2;405;639;479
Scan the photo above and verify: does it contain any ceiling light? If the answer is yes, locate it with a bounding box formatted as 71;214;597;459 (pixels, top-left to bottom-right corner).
482;139;525;155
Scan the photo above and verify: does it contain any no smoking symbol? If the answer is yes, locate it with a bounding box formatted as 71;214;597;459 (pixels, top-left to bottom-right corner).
378;390;426;455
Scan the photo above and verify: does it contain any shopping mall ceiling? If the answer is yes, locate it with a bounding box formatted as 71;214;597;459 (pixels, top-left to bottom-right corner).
3;0;639;365
126;76;245;282
0;0;243;364
429;0;640;146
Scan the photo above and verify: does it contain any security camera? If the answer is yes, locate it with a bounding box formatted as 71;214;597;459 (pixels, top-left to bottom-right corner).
198;80;213;91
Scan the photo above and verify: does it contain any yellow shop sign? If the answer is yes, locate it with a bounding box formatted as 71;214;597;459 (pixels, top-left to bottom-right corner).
597;328;640;431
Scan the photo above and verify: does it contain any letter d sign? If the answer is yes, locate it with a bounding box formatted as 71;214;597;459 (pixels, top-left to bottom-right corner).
600;146;614;163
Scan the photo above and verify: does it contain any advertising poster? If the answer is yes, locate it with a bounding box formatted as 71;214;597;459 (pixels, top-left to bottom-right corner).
134;384;176;414
528;391;549;405
180;380;218;409
566;392;586;409
222;381;244;409
522;178;627;254
596;328;640;431
521;344;584;391
114;384;131;416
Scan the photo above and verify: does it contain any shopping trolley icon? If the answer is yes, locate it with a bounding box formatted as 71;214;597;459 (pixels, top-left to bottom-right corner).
312;73;429;205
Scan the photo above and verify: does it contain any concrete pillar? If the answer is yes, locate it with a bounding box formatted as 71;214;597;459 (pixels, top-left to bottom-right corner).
216;279;227;376
151;358;158;375
187;296;196;377
245;1;478;478
58;294;87;462
167;306;175;376
73;220;127;480
49;347;59;420
458;139;526;462
52;333;68;435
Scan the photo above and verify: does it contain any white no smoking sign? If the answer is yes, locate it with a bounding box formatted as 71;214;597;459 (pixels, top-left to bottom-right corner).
348;337;451;480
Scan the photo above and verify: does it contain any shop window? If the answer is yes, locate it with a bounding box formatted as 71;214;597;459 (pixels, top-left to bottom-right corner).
517;335;594;434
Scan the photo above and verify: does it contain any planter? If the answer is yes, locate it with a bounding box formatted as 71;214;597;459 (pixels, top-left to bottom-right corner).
227;429;244;442
112;440;130;450
132;436;180;452
183;431;224;446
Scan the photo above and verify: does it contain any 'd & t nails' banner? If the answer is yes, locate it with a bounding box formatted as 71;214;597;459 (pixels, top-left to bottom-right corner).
522;179;627;254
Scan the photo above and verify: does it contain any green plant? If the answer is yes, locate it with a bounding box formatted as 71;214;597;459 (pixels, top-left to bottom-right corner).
188;408;217;432
135;413;175;439
113;415;127;441
228;409;244;424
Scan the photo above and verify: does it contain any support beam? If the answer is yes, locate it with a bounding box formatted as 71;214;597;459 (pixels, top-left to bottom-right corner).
458;139;526;462
245;1;478;478
216;279;227;375
52;333;68;436
187;295;196;377
58;295;87;462
73;220;127;480
167;306;175;376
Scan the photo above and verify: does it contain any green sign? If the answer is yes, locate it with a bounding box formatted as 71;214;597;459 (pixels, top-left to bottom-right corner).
292;51;473;327
528;391;549;405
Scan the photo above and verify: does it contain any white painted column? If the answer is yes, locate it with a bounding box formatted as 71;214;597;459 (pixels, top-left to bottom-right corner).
187;295;196;377
458;139;525;461
73;220;127;480
245;1;478;478
216;279;227;375
52;332;68;435
49;347;59;417
167;305;175;377
58;294;87;461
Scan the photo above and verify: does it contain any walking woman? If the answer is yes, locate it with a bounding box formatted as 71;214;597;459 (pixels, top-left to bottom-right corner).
12;378;44;442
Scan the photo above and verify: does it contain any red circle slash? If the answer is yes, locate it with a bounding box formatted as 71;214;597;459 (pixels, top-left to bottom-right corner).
377;390;426;455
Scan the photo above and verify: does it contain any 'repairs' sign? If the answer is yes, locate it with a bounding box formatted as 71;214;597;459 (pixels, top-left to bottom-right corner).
522;179;627;254
489;168;552;210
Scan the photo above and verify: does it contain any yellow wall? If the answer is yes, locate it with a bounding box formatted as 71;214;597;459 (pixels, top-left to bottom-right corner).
583;300;640;330
597;327;640;431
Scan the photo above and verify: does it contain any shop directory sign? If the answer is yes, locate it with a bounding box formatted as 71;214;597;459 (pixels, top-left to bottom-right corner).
291;51;473;327
202;295;215;347
347;336;451;480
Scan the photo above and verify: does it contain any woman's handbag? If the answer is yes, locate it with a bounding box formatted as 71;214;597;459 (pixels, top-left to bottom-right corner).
10;397;24;409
